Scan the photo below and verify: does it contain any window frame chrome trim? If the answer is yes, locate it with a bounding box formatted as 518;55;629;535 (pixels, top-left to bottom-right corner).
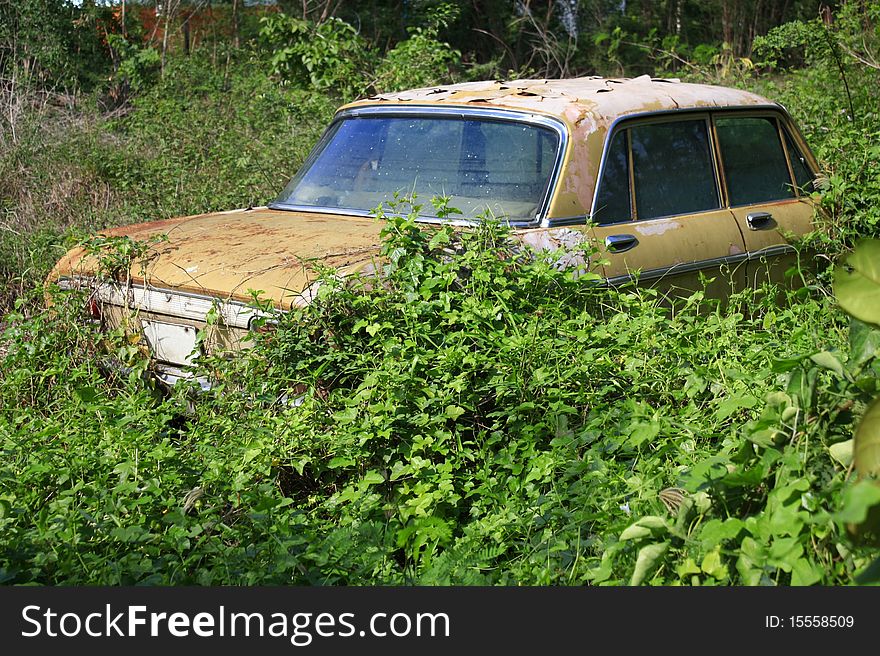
268;105;569;227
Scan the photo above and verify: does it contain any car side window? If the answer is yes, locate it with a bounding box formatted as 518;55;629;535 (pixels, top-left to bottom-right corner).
593;129;632;225
715;116;795;205
630;119;719;220
783;130;815;193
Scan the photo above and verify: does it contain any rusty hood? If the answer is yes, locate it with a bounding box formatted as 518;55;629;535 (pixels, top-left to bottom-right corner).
50;207;386;309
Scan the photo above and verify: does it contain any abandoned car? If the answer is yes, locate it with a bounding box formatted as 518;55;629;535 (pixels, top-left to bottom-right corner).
49;75;821;385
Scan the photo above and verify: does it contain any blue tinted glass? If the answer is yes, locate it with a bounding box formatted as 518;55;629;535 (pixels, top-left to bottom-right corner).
275;117;560;220
593;130;631;224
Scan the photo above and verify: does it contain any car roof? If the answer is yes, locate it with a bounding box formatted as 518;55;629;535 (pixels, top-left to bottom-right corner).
340;76;786;221
344;75;774;129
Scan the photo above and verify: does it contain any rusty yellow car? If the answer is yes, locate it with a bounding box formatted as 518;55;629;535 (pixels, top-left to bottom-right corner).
49;75;820;385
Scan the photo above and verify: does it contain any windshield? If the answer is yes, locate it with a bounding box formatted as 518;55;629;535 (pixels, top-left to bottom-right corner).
272;115;561;221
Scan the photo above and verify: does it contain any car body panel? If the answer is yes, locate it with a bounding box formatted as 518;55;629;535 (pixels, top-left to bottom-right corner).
52;207;385;309
732;198;816;287
590;210;747;295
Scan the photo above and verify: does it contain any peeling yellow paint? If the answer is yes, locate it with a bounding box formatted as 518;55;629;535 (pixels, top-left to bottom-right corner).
635;221;681;236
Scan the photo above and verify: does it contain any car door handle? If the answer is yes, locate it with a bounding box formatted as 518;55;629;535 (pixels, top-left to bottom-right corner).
605;234;639;253
746;212;774;230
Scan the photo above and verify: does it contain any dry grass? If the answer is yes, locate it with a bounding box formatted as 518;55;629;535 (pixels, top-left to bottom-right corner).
0;79;121;314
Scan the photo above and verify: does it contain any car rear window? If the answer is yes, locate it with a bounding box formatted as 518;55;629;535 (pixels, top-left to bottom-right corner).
783;130;815;193
715;116;795;206
274;115;561;221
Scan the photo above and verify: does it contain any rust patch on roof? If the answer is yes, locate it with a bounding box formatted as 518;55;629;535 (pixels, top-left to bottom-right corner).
355;75;769;127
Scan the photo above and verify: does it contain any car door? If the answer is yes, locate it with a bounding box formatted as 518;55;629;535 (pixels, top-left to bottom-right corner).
588;115;747;297
712;112;818;287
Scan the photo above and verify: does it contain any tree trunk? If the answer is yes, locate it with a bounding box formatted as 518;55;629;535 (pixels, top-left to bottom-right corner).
721;0;733;47
183;12;190;56
232;0;240;49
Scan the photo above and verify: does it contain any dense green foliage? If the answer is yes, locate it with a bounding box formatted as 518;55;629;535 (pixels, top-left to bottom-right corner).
2;206;879;584
1;1;880;585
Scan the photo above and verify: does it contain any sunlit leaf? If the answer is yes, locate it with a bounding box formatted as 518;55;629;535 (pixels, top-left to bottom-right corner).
835;240;880;327
362;470;384;485
809;351;845;378
630;542;668;586
855;396;880;477
700;548;728;579
619;515;668;541
829;439;854;469
791;558;822;586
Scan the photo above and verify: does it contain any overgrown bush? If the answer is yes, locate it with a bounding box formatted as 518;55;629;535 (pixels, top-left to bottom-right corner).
259;5;465;99
2;202;878;585
373;5;463;92
259;15;375;100
3;1;880;587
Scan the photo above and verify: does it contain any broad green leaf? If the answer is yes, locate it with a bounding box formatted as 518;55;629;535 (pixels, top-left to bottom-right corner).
444;405;465;421
834;480;880;523
362;470;385;486
682;456;730;490
626;421;660;447
715;394;758;420
389;461;410;481
630;542;668;586
676;558;701;578
767;537;803;572
333;406;358;424
809;351;845;378
736;537;766;586
619;515;668;541
585;551;615;584
637;516;670;530
790;558;822;586
700;548;729;580
771;355;809;373
74;386;98;404
619;524;652;541
855;396;880;476
849;318;880;370
242;448;262;464
835;239;880;326
829;439;854;469
699;518;744;548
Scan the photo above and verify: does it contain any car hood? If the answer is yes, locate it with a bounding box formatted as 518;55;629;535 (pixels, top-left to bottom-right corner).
50;207;386;309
